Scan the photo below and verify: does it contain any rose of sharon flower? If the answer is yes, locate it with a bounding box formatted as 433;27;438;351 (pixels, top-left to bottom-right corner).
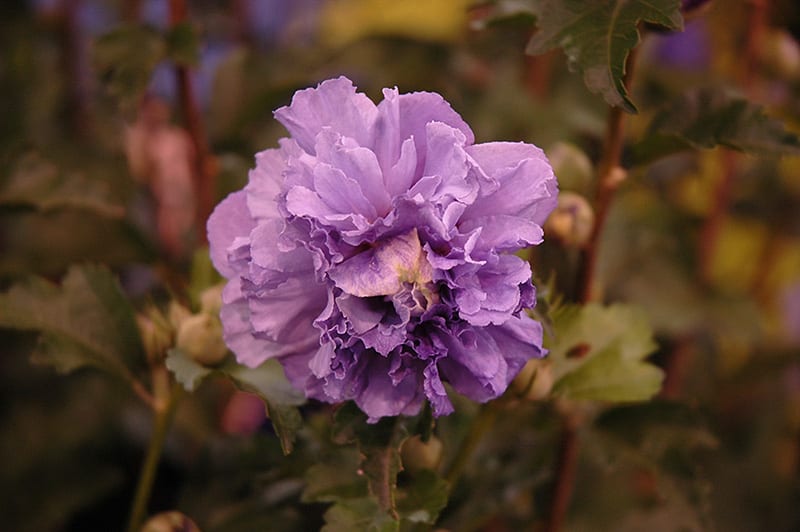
208;77;558;421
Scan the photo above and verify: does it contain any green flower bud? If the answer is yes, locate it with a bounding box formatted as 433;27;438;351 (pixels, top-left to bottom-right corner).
546;142;593;193
544;191;595;248
176;312;228;366
401;434;443;473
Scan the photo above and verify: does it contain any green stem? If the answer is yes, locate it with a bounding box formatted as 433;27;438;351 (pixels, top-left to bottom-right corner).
444;400;502;486
126;383;183;532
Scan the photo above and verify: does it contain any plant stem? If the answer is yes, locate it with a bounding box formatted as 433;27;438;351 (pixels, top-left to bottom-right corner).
576;48;637;304
548;45;639;532
169;0;216;243
544;411;580;532
60;0;91;137
126;381;183;532
444;400;501;486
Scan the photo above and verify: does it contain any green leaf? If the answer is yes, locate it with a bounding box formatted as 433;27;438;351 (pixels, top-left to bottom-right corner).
526;0;683;112
265;401;304;455
469;0;537;30
361;434;404;518
595;402;718;456
302;448;368;503
633;88;800;163
322;497;400;532
0;153;125;218
0;265;146;381
93;24;166;107
221;358;305;406
165;22;200;66
165;348;212;392
220;359;305;454
396;470;449;525
549;303;663;401
333;404;407;517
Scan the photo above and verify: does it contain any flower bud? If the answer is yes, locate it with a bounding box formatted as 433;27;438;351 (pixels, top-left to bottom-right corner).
200;284;224;315
141;511;200;532
168;301;192;330
401;434;443;474
544;192;595;248
546;142;593;193
176;313;228;366
512;358;553;400
759;30;800;80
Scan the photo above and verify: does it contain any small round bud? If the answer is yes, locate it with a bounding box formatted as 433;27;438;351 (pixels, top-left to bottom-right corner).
546;142;593;193
401;434;443;474
200;284;224;315
176;313;228;366
760;30;800;80
141;511;200;532
544;192;595;248
168;301;192;330
512;358;553;400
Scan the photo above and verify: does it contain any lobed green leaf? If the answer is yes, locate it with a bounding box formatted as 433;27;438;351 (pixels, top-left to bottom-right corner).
0;264;146;381
548;303;664;402
633;88;800;163
526;0;683;112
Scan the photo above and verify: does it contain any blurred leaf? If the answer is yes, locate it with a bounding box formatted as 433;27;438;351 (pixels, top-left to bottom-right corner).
549;303;663;401
265;402;304;455
222;359;305;454
165;348;212;392
586;402;717;531
0;210;154;278
469;0;537;30
526;0;683;112
0;153;125;218
633;88;800;163
595;402;717;456
321;497;399;532
93;24;166;107
221;359;305;406
165;22;200;66
396;470;449;525
302;448;368;503
0;264;146;381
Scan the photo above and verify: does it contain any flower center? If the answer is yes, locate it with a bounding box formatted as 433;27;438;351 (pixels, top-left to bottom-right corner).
328;228;437;301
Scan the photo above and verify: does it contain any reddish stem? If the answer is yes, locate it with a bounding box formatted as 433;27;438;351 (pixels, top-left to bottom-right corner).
169;0;215;243
544;412;581;532
60;0;91;137
576;48;638;304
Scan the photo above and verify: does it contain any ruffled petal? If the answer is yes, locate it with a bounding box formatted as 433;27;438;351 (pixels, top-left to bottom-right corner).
274;76;379;154
207;191;255;278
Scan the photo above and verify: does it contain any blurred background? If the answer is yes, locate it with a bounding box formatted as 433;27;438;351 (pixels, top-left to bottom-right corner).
1;0;799;530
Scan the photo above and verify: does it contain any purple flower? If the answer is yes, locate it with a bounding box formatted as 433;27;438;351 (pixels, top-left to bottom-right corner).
208;77;558;421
